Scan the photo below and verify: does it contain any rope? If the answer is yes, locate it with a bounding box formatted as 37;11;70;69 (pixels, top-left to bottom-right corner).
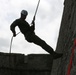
66;39;76;75
32;0;40;23
9;32;20;53
34;0;40;17
9;36;13;53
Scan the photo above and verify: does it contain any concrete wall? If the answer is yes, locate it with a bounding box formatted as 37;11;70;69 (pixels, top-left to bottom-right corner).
0;52;53;75
51;0;76;75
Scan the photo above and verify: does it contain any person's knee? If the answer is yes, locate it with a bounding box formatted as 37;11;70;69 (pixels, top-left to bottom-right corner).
27;39;32;43
25;37;33;43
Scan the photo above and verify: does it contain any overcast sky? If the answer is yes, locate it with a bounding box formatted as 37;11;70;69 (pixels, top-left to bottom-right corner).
0;0;64;55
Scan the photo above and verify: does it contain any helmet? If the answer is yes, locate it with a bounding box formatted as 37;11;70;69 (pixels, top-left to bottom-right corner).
21;10;28;15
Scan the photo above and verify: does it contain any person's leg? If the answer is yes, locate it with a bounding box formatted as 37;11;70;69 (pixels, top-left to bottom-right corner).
31;34;54;54
25;34;63;59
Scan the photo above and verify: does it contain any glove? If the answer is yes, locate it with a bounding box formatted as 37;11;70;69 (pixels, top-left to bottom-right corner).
13;33;16;37
31;16;35;25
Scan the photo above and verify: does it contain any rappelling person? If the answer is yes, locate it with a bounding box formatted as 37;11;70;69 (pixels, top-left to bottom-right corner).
10;10;63;59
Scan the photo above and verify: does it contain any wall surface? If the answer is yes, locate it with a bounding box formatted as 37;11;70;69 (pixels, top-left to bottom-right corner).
51;0;76;75
0;52;53;75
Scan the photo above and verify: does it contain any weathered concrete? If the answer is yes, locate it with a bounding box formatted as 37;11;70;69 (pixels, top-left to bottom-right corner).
0;52;53;75
51;0;76;75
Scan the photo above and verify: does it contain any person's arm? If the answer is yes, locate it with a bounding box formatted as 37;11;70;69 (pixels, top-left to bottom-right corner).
10;20;17;37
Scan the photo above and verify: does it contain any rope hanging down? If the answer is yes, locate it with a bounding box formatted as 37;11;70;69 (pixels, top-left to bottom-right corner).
9;32;20;53
66;39;76;75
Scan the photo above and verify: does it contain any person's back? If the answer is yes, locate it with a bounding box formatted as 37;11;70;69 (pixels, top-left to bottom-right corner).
10;18;34;35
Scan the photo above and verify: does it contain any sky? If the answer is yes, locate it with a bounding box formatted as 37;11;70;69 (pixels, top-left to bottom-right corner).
0;0;64;55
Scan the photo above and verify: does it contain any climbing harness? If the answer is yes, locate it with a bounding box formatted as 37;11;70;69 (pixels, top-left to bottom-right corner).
66;39;76;75
9;0;40;53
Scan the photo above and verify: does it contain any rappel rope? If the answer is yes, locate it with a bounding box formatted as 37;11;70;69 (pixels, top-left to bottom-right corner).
31;0;40;23
9;0;40;53
33;0;40;20
9;36;13;53
9;32;20;53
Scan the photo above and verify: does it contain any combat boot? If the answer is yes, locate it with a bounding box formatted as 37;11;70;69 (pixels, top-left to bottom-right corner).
52;52;63;59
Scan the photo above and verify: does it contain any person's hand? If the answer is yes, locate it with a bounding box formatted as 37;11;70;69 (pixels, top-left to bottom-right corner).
31;20;35;25
13;33;16;37
31;16;35;25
